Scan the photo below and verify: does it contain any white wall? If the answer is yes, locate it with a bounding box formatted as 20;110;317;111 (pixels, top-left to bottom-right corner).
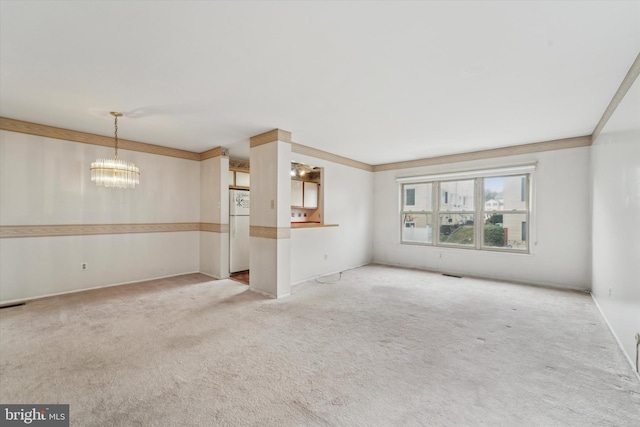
290;154;374;284
373;147;592;290
591;74;640;369
0;131;201;303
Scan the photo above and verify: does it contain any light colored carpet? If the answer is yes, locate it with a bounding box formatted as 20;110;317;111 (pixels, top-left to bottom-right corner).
1;264;638;426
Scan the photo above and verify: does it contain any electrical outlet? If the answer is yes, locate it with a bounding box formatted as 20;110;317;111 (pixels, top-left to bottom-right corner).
81;263;88;271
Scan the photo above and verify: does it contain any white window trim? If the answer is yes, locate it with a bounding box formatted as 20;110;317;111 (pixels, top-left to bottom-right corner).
396;163;537;184
398;163;537;254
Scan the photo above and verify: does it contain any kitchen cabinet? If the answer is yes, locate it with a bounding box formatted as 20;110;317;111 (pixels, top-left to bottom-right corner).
303;182;318;208
291;180;303;207
229;170;250;188
236;171;250;187
291;180;319;208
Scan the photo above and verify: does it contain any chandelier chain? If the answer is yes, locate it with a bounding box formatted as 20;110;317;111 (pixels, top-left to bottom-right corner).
90;111;139;189
114;114;119;160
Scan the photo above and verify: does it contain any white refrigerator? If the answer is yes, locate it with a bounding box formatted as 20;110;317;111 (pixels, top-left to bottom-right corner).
229;189;250;273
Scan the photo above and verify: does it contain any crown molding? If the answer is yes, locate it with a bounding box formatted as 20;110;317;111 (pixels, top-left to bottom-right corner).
0;117;202;161
1;116;597;174
249;129;292;148
199;146;224;161
592;52;640;143
291;142;374;172
372;135;592;172
229;159;250;171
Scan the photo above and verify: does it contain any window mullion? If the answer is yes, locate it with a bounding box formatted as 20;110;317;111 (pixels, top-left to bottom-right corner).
400;184;405;244
475;177;482;249
434;181;440;246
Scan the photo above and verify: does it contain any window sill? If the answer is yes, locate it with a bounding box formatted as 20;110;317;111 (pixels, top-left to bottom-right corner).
399;242;530;255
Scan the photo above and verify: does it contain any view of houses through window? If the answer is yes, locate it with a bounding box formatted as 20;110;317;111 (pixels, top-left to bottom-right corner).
401;174;530;252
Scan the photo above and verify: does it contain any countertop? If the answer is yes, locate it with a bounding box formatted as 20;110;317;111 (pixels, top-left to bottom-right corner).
291;222;339;229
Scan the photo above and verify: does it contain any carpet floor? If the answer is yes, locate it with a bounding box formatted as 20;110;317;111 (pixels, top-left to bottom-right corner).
1;264;638;426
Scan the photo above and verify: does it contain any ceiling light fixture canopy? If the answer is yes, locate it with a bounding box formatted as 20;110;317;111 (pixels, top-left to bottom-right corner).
91;112;140;188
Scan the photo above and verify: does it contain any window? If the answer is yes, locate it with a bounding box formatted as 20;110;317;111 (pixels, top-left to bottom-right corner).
482;175;529;250
439;180;475;247
401;183;433;244
398;165;533;252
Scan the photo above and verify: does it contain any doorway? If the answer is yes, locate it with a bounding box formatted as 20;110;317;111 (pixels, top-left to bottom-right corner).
229;164;250;285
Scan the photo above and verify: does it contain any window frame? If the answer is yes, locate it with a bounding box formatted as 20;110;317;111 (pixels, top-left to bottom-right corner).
400;182;435;246
436;179;476;248
479;174;530;252
398;165;534;254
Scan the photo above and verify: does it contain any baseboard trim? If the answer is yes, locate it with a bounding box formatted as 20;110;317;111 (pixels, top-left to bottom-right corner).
371;261;590;293
591;294;640;382
198;271;222;280
247;287;277;299
0;271;206;306
291;262;371;287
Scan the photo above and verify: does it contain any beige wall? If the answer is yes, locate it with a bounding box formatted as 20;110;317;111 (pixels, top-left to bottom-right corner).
0;130;201;303
200;156;230;279
249;140;292;297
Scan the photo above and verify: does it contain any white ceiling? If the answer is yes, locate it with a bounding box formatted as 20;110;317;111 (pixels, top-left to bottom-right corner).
1;1;638;164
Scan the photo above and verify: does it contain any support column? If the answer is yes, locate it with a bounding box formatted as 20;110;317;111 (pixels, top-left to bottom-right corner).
200;148;230;279
249;129;292;298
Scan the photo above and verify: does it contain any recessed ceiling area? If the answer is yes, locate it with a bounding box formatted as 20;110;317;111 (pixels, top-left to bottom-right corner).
1;1;638;164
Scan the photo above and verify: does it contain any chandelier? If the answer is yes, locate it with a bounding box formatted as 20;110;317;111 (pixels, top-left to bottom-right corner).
91;112;140;188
